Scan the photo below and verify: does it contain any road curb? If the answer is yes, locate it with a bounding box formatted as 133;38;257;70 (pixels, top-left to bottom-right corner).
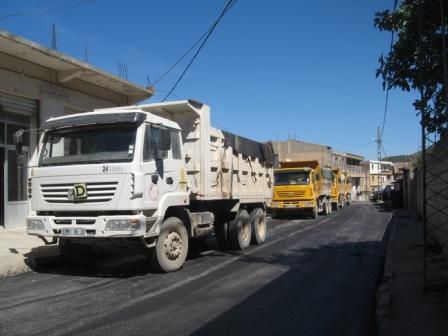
0;254;31;278
375;211;397;333
0;245;61;278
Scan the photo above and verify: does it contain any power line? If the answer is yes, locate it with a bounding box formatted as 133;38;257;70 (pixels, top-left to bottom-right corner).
151;0;236;87
161;0;237;101
0;0;97;20
381;0;399;140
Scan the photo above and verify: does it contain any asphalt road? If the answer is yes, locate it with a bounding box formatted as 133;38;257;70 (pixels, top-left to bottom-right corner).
0;202;392;336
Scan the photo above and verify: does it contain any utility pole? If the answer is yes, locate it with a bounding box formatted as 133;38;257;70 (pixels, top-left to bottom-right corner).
51;23;57;50
376;126;382;200
84;42;89;63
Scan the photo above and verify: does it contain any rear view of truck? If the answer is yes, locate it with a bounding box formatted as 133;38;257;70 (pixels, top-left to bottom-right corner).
271;160;332;218
331;170;352;210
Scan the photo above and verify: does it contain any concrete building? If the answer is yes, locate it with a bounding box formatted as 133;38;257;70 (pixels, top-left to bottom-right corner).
272;139;366;199
272;139;332;167
361;160;394;193
345;153;366;199
0;30;153;228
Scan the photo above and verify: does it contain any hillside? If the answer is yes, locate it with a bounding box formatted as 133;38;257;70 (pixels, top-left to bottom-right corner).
383;153;419;163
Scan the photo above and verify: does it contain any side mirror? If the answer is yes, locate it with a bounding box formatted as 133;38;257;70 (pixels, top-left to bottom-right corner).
13;129;24;155
159;129;171;151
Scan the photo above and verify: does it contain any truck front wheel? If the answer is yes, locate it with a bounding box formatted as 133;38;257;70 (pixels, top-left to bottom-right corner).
152;217;189;272
250;208;267;245
312;204;319;219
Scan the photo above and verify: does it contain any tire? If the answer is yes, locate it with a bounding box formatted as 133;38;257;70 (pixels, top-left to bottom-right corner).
152;217;189;272
323;202;329;216
339;195;345;209
346;194;351;206
250;208;267;245
215;220;229;250
228;209;252;250
312;204;319;219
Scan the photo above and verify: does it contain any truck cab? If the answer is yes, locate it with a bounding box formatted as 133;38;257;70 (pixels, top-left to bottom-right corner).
271;160;331;218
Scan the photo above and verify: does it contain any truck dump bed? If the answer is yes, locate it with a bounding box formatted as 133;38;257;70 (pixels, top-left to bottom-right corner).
137;100;274;203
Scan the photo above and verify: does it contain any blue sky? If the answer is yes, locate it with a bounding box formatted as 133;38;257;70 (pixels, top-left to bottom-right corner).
0;0;420;159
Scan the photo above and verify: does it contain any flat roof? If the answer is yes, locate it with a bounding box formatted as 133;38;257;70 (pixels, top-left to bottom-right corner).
0;30;153;102
346;153;364;160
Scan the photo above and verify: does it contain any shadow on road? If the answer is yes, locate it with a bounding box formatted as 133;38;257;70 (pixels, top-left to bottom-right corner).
22;237;221;279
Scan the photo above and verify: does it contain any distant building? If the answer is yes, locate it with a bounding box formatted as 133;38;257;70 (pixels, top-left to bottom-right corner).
271;139;366;199
0;30;153;228
393;162;413;181
361;160;394;193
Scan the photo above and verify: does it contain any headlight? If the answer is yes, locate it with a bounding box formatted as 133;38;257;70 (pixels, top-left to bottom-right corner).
27;219;45;231
105;219;141;231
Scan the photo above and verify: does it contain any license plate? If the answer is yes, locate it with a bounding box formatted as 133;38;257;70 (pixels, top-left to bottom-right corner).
285;204;297;208
61;227;85;236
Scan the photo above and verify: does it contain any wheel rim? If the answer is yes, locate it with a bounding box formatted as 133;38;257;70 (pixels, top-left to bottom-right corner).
241;220;250;242
164;231;183;260
257;217;266;238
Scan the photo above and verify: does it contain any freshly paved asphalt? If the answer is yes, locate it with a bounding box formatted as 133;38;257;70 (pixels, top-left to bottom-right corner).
0;202;392;336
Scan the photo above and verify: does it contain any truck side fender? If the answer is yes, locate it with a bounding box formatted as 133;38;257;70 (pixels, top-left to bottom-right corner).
147;192;189;237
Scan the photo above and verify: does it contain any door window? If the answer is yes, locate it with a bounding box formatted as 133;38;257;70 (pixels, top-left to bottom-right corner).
143;125;181;161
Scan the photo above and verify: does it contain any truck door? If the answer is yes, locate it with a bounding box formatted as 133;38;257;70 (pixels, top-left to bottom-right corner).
141;124;183;208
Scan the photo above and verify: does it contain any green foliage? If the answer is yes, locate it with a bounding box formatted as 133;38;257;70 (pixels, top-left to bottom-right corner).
383;152;419;163
374;0;448;133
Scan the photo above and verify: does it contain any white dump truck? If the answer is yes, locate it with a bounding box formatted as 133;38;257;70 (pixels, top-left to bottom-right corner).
15;100;274;272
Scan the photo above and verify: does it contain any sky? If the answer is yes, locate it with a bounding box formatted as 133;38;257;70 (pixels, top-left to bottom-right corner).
0;0;421;160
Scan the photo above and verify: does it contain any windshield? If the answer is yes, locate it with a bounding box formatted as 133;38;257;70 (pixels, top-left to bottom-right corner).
39;124;137;166
274;171;310;186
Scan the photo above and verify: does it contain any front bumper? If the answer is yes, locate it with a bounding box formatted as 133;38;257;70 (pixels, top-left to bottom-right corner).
271;199;316;210
27;214;159;238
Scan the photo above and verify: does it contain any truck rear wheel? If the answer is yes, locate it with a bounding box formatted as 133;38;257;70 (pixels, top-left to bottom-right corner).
323;202;329;216
152;217;188;272
215;220;229;250
228;209;252;250
250;208;267;245
339;195;345;209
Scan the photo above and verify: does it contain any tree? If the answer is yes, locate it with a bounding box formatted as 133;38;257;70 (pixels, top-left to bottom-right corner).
375;0;448;134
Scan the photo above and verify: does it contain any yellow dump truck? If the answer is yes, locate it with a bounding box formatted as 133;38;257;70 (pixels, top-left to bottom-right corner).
271;160;332;218
331;170;352;210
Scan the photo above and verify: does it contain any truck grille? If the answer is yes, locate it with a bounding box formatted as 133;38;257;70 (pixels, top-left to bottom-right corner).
276;190;305;198
40;182;118;203
54;219;96;225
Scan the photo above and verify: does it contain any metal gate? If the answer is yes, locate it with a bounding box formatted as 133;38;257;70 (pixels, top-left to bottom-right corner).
417;0;448;292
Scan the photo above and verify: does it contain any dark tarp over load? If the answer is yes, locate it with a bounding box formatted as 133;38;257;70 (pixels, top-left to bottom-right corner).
222;130;275;166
